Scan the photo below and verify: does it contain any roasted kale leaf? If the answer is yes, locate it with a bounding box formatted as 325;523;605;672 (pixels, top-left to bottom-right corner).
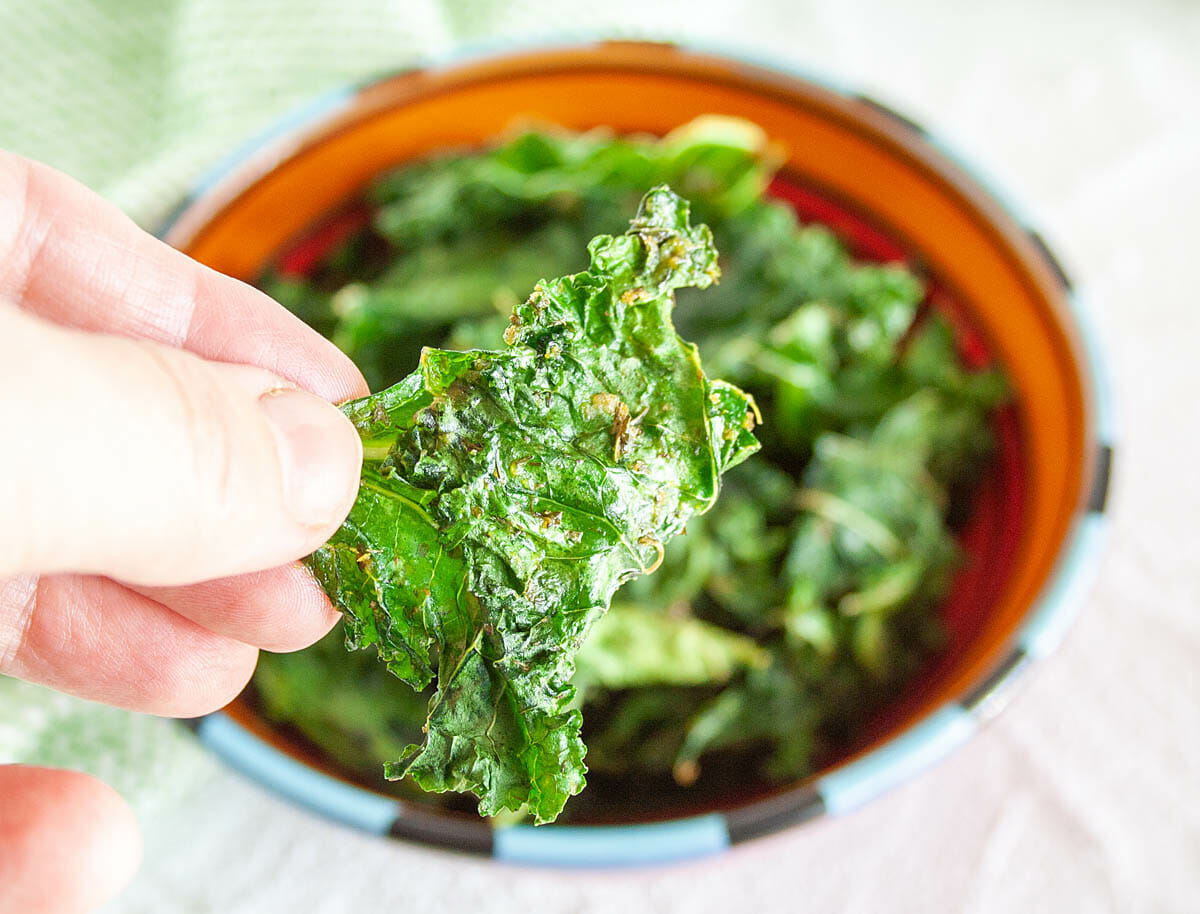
304;187;759;823
572;601;768;697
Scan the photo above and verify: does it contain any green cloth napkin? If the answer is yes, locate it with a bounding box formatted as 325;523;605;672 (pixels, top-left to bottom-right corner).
0;0;751;227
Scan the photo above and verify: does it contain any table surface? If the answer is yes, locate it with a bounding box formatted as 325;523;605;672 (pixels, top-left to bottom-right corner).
0;2;1196;912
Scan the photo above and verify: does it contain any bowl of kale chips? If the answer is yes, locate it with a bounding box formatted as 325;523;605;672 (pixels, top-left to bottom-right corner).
162;42;1111;864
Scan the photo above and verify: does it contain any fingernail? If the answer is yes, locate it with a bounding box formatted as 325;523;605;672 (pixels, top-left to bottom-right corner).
259;388;361;527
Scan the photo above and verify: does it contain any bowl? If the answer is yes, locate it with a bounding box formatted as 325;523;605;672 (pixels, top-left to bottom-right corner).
161;39;1112;866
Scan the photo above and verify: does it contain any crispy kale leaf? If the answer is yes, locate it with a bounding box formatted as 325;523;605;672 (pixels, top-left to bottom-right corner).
304;187;759;823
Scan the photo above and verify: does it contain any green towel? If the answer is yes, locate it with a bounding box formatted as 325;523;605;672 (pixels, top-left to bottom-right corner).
0;1;736;226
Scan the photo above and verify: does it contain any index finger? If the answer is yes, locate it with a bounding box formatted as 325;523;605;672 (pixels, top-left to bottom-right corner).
0;150;367;403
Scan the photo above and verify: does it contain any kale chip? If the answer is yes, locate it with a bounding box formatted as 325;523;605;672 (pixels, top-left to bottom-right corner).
304;187;759;822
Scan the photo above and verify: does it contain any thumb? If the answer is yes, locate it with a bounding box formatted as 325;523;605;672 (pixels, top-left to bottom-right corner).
0;303;362;586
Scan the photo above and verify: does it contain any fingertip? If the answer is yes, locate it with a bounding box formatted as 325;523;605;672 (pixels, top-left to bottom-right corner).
104;627;257;719
137;563;343;657
311;338;371;404
72;773;143;903
258;387;363;533
234;277;370;404
0;766;142;914
137;564;341;654
265;563;342;652
117;604;259;717
173;638;259;717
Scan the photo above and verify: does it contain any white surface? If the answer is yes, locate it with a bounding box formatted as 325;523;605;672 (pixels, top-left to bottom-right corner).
14;1;1199;911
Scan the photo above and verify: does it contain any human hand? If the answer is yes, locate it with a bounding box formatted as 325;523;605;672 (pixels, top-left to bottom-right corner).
0;151;368;913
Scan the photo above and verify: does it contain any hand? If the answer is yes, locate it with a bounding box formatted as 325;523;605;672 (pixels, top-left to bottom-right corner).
0;151;367;914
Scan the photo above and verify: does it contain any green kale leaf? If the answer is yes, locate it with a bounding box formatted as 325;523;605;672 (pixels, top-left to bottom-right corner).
304;187;760;823
572;602;769;697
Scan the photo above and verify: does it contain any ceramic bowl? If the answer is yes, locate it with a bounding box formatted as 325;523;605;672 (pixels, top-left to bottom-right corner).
161;40;1112;866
